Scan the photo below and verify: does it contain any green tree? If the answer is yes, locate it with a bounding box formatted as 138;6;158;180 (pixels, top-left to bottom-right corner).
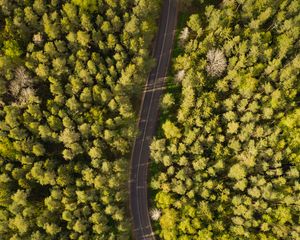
162;120;181;139
2;40;22;58
77;31;90;47
72;0;98;12
42;13;60;39
32;143;45;156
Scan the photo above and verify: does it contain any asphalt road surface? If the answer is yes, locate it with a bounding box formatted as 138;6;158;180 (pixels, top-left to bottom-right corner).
129;0;178;239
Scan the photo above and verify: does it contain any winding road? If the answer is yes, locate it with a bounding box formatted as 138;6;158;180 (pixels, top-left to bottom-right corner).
129;0;179;239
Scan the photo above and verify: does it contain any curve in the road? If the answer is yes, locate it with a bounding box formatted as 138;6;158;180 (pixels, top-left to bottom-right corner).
129;0;179;239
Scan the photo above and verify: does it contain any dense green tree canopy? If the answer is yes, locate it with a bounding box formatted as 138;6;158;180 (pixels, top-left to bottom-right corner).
151;0;300;239
0;0;160;239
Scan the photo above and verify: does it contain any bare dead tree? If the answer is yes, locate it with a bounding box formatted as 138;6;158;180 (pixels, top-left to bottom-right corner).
150;208;161;221
179;27;189;45
9;67;36;107
175;69;185;82
9;79;22;97
19;87;36;105
9;66;34;98
15;66;32;88
206;49;227;77
33;33;43;45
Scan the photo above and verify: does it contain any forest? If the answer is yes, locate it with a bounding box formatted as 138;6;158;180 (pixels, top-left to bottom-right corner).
151;0;299;239
0;0;160;239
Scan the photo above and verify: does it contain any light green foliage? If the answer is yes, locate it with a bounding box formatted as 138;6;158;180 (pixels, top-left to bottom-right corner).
2;40;22;58
32;143;45;156
71;0;98;12
0;0;160;239
228;164;246;180
151;0;300;239
162;120;181;139
160;209;178;240
76;31;90;47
